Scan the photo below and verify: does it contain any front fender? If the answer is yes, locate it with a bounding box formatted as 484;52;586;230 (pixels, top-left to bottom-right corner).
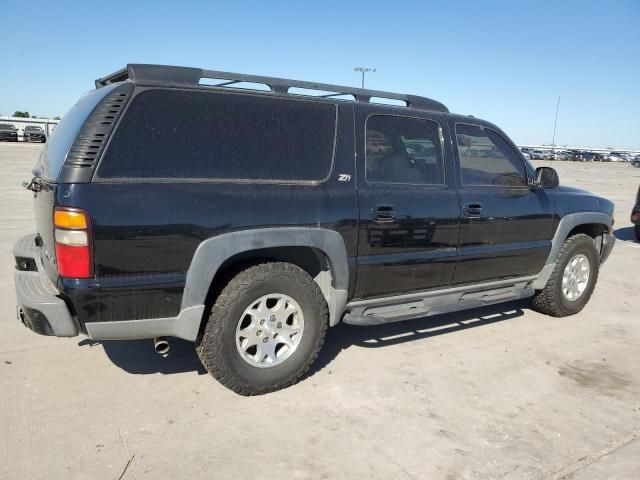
531;212;613;289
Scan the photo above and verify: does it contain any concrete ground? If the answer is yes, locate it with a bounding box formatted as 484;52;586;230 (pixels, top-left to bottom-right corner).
1;143;638;480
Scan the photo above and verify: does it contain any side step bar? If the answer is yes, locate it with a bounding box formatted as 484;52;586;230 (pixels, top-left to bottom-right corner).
343;277;535;326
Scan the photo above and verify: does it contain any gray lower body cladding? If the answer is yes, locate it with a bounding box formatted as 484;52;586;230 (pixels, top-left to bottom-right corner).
13;234;78;337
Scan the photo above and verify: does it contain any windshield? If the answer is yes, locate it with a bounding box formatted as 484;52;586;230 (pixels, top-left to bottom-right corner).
33;82;120;181
26;126;43;131
0;124;15;130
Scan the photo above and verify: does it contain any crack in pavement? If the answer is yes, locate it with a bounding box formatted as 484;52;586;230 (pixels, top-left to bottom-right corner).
544;430;640;480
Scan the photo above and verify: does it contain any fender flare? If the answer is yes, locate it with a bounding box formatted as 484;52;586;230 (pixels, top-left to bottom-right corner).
531;212;612;289
181;227;350;327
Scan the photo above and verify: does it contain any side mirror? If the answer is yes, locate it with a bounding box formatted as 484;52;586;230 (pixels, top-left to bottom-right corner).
534;166;559;189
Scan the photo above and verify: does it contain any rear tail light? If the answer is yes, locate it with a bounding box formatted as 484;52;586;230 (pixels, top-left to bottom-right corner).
54;208;92;278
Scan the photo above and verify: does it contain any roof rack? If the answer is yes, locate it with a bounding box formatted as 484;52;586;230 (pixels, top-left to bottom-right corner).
95;64;448;113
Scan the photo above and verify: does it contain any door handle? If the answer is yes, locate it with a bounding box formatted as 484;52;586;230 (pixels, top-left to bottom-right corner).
372;205;396;222
463;203;483;217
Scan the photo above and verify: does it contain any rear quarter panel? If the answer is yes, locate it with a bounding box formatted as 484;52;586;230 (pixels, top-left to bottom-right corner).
56;103;358;326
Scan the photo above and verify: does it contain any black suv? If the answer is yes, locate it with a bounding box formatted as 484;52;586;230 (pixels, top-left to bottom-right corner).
14;64;616;395
632;185;640;241
23;125;47;143
0;123;18;141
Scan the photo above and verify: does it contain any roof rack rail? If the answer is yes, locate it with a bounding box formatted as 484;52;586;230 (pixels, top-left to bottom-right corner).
95;64;449;113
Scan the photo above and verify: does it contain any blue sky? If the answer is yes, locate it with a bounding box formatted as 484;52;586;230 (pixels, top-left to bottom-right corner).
1;0;638;148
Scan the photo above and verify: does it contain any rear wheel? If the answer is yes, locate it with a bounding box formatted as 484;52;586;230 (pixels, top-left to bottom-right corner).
196;262;328;395
531;234;599;317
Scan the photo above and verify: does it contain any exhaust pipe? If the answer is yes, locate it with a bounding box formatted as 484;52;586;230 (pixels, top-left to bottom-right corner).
153;337;170;356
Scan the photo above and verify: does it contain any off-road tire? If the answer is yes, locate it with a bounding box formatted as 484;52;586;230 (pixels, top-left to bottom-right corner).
196;262;328;395
531;233;599;317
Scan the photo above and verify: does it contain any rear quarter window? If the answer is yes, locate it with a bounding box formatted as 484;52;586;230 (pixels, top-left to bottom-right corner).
97;88;338;182
33;83;121;181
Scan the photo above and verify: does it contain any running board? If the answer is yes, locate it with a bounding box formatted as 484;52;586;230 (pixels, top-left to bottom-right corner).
343;279;534;326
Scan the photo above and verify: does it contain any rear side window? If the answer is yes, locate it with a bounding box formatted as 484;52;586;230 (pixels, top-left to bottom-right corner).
455;124;527;187
98;89;337;181
366;115;445;185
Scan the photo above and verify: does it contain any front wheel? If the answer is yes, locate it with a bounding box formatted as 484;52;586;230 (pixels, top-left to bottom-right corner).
531;234;600;317
196;262;328;395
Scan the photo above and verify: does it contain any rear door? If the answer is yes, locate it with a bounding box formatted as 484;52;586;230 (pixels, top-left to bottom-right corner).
354;106;459;299
451;121;555;285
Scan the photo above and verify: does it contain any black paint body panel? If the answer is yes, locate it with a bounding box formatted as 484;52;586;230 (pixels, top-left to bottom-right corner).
27;84;615;331
354;105;460;299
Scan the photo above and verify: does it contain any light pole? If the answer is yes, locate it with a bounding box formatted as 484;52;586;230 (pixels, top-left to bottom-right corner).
551;96;560;156
354;66;376;88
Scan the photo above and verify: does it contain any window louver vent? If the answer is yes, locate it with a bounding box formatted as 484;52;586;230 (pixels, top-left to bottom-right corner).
62;83;134;179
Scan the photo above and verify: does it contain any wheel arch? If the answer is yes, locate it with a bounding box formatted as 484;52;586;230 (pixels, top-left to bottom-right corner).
532;212;612;290
181;228;350;331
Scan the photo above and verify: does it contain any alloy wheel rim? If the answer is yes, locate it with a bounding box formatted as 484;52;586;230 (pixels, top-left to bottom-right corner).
562;253;590;301
235;293;304;368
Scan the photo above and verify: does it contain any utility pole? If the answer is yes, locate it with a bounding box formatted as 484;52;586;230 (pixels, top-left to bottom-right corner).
551;96;560;155
354;66;376;88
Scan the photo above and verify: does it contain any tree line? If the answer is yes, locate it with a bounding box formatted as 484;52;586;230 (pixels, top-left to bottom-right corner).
12;111;60;120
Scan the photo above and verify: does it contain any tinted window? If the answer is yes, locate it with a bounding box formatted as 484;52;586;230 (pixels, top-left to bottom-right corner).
98;89;337;181
366;115;444;185
456;124;527;187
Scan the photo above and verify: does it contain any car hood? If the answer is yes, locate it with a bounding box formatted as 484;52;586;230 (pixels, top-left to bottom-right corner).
555;185;615;218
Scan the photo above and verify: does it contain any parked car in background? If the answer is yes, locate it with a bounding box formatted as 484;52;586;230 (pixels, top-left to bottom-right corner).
632;185;640;241
0;123;18;142
23;126;47;143
529;149;549;160
568;150;587;161
610;151;632;162
631;157;640;168
582;152;603;162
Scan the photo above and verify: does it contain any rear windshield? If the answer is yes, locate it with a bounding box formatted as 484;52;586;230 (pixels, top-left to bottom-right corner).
33;83;120;181
97;88;337;182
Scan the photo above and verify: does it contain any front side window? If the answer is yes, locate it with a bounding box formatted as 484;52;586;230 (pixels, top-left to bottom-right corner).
98;89;337;181
455;124;527;187
366;115;445;185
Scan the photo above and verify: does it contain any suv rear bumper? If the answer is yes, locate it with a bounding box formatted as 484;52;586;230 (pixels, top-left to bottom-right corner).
13;234;78;337
13;233;203;341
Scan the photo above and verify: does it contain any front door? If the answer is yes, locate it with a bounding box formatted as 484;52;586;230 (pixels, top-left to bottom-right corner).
451;121;555;285
354;108;460;300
